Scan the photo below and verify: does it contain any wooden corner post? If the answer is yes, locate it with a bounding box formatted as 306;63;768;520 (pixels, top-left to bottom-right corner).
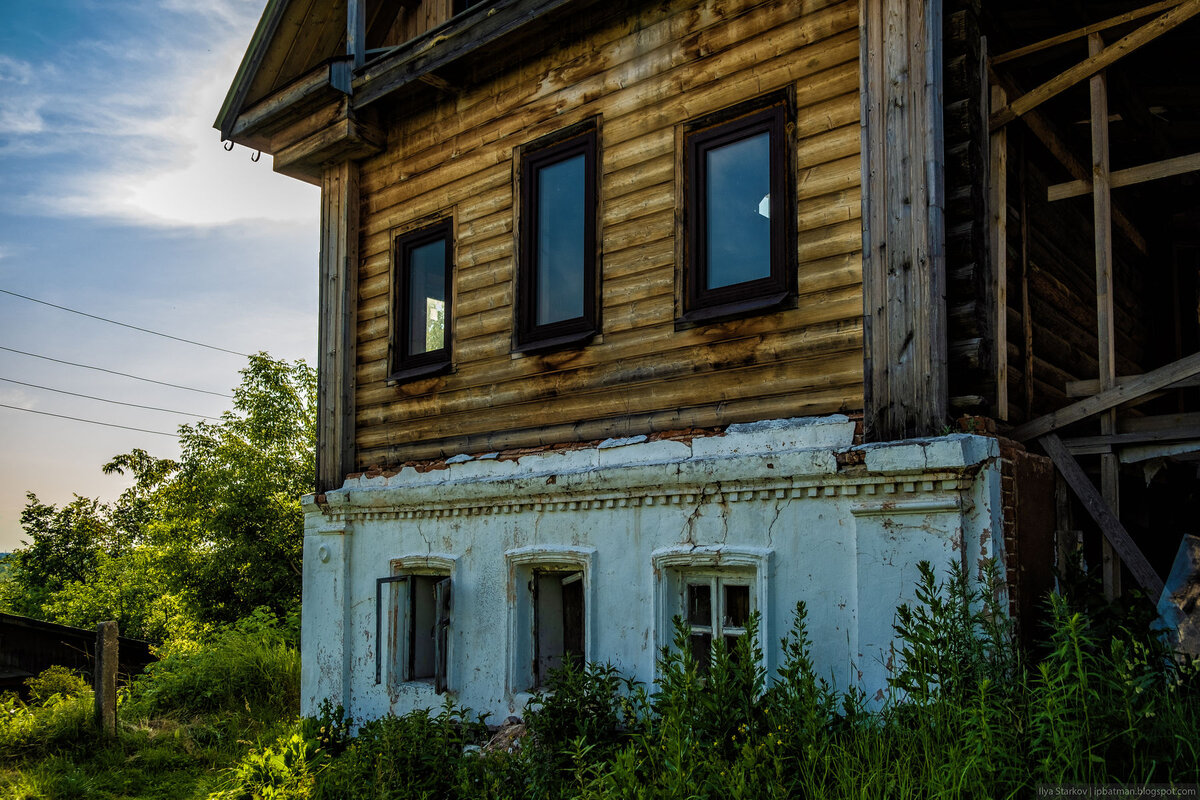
860;0;948;440
317;161;360;493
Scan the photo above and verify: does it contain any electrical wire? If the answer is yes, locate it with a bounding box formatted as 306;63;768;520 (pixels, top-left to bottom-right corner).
0;346;233;398
0;288;250;357
0;403;180;437
0;377;222;420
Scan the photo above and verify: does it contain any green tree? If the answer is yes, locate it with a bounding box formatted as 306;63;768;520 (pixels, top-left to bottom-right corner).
0;353;315;635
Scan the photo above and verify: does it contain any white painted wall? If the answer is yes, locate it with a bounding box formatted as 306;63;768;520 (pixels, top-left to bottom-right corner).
300;416;1005;721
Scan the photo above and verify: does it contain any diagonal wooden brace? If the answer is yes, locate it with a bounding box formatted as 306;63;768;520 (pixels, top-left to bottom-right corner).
1040;433;1164;600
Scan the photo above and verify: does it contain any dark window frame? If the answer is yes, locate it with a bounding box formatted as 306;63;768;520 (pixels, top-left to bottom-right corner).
515;123;600;352
681;96;794;323
389;218;454;382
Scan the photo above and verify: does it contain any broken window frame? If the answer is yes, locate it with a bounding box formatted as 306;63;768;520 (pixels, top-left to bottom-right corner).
505;546;595;695
374;568;452;693
680;571;754;673
530;567;586;688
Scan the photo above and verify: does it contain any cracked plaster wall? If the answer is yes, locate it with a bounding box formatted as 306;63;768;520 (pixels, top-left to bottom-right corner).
300;416;1005;721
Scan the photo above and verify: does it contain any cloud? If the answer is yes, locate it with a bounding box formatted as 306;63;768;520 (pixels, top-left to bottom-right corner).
3;0;318;228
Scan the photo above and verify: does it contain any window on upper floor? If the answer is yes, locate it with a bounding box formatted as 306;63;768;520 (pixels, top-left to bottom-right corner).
515;122;599;351
390;219;453;381
681;94;793;322
376;569;452;693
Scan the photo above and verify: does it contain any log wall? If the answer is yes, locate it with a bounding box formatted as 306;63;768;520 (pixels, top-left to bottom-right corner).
353;0;864;467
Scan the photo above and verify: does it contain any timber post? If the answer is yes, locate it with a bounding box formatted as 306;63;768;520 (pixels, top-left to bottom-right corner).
94;620;118;737
860;0;949;441
317;160;361;493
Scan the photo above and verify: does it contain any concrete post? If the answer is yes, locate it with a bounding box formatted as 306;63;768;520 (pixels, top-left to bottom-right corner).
95;620;118;736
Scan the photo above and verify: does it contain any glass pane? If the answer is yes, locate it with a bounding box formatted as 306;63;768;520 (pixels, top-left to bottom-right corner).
725;635;744;665
724;584;750;628
407;239;446;355
687;583;711;627
705;131;771;290
690;633;712;674
535;153;585;325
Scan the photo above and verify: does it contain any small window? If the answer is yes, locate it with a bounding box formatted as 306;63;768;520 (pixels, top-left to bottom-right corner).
376;572;452;693
681;572;754;673
683;98;791;321
532;568;585;686
390;219;453;381
516;124;598;351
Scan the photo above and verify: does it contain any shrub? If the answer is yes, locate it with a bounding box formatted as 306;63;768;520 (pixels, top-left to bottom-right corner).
130;606;300;718
24;665;90;706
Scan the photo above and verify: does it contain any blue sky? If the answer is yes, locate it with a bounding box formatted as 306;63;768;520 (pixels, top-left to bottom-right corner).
0;0;321;550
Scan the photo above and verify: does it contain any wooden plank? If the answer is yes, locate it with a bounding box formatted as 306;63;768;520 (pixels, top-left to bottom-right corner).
991;0;1184;65
1039;433;1164;600
989;68;1147;253
990;84;1008;420
348;0;366;68
1090;32;1121;599
989;0;1200;131
1011;350;1200;441
1047;151;1200;201
1065;372;1200;396
317;161;361;493
1020;136;1034;421
1063;425;1200;450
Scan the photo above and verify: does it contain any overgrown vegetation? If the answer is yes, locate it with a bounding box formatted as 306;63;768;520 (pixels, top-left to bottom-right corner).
206;562;1196;800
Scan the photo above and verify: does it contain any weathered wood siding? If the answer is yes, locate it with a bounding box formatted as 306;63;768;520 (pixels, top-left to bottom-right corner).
354;0;864;466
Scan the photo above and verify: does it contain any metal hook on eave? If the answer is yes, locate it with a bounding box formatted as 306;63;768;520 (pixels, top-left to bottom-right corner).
251;150;261;162
223;140;234;151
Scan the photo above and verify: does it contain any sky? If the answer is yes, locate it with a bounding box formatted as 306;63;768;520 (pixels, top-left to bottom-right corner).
0;0;321;551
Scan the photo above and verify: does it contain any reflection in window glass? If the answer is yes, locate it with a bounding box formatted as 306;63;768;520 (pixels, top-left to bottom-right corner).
535;154;585;326
705;131;771;290
408;239;447;355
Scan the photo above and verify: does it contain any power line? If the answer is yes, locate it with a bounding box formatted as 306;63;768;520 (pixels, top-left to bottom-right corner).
0;346;233;398
0;403;180;437
0;288;250;357
0;376;222;420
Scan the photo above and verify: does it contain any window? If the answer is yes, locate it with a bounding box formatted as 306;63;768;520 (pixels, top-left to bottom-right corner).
682;96;792;321
652;545;773;676
506;547;594;693
390;219;453;381
516;123;598;351
375;569;452;693
681;572;754;673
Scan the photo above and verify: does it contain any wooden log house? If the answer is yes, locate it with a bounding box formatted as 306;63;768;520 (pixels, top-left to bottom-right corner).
218;0;1200;719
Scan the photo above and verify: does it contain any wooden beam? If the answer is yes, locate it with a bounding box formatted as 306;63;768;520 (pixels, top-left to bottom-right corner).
1089;31;1122;600
317;161;360;493
1040;433;1164;600
990;84;1009;420
990;68;1148;253
989;0;1200;131
1063;425;1200;450
1047;151;1200;200
1065;372;1200;396
348;0;366;69
991;0;1184;65
1010;350;1200;441
860;0;947;440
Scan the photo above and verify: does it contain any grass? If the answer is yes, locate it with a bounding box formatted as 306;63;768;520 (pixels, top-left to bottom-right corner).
4;563;1198;799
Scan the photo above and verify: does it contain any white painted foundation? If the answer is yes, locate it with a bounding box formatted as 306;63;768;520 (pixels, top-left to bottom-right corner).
301;416;1005;721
